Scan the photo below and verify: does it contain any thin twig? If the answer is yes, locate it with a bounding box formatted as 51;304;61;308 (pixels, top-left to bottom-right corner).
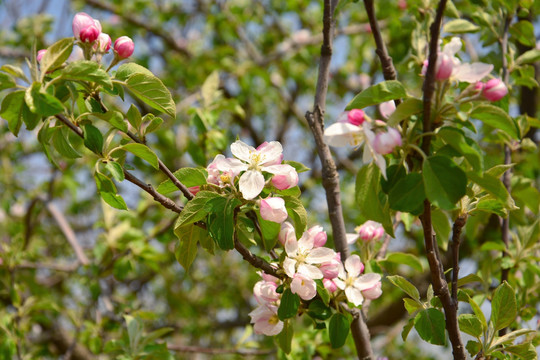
420;1;466;359
306;0;374;358
167;343;274;355
451;215;467;304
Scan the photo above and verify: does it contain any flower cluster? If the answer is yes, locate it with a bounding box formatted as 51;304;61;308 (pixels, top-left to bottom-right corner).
347;220;385;244
249;273;284;336
323;109;401;178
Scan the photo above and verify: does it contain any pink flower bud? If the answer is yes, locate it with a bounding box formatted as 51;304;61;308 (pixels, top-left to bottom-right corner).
435;53;454;80
372;127;402;155
379;101;396;119
362;281;382;300
73;12;101;43
307;225;327;247
323;278;338;292
474;81;484;92
271;165;298;190
260;197;288;223
356;221;385;242
398;0;407;10
320;258;340;279
278;221;296;245
94;33;112;53
347;109;365;126
37;49;46;63
187;186;200;196
482;78;508;102
114;36;135;59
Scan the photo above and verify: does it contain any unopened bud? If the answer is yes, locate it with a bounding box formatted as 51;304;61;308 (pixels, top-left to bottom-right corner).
114;36;135;59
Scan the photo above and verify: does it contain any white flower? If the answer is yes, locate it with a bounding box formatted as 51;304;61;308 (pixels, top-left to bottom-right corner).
226;140;297;200
290;273;317;300
334;255;382;306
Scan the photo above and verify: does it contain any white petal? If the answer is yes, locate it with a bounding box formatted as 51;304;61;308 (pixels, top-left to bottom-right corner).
354;273;382;291
230;140;255;162
306;247;337;264
323;122;363;147
216;157;248;173
297;231;314;252
345;286;364;306
443;37;462;57
345;255;363;277
262;164;295;175
284;237;298;256
259;141;283;165
373;153;387;180
239;170;265;200
346;233;359;245
453;62;494;83
297;264;323;279
283;257;297;278
334;278;346;290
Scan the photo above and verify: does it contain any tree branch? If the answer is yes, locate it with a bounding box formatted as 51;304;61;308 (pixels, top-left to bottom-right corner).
420;1;466;359
451;214;467;304
305;0;374;358
167;343;274;356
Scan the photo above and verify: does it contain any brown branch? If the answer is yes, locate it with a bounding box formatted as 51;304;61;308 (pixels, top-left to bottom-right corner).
420;1;465;359
83;0;191;58
46;202;90;266
167;343;274;356
234;238;281;279
306;0;373;358
451;214;467;303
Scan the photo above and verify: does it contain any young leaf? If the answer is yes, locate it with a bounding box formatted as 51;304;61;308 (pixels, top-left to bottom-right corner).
105;161;125;182
466;295;487;331
277;289;300;320
328;313;350;348
423;156;467;210
91;111;128;132
277;320;293;355
490;281;517;331
509;20;536;47
174;191;221;228
51;127;81;158
126;104;142;130
470;104;519;140
61;60;112;88
443;19;480;33
282;195;307;237
458;314;483;338
431;209;451;251
174;224;206;272
467;172;517;211
382;252;423;272
40;37;74;79
402;317;415;341
414;308;446;346
283;160;310;173
118;143;159;169
83;124;103;155
387;98;423;126
504;343;537;360
1;64;29;82
0;90;25;136
0;73;16;91
94;172;128;210
157;167;208;195
403;298;423;315
387;275;421;301
346;80;407;110
115;63;176;117
355;163;394;237
25;82;64;117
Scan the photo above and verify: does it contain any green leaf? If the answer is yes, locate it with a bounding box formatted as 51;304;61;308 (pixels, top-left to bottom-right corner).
403;298;423;315
438;127;483;171
316;280;331;306
307;300;332;320
1;64;29;82
516;49;540;65
61;60;112;88
387;275;420;301
381;164;406;194
201;70;220;107
388;172;425;215
283;160;310;173
174;191;221;228
157;168;208;195
443;19;480;33
25;82;64;117
510;20;536;47
0;73;16;91
1;90;25;135
118;143;159;169
105;161;125;182
91;111;127;132
458;314;483;338
490;281;517;331
51;127;81;158
346;80;407;110
277;320;293;354
94;172;128;210
504;343;537;360
456;273;482;288
467;172;517;211
174;224;206;272
277;289;300;320
466;340;482;357
387;98;423;126
207;197;241;250
115;63;176;117
402;317;415;341
126;104;142;130
383;252;423;271
144;115;163;134
124;314;142;353
257;213;281;251
40;37;74;79
470;104;519;140
355;163;394;237
282;195;307;237
431;209;451;251
414;308;446;346
83;124;103;155
423;156;467;210
328;313;350;348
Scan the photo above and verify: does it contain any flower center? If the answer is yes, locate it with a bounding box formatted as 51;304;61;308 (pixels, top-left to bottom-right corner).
268;314;279;325
220;173;231;183
349;132;363;147
345;276;355;288
248;152;263;171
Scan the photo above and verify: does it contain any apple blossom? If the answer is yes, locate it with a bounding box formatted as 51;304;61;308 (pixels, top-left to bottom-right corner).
206;154;239;187
254;278;280;305
72;12;101;43
356;220;385;242
278;221;296;245
372;127;402;155
271;165;298;190
291;273;317;300
36;49;46;63
347;109;365;126
482;78;508;102
379;101;396;119
249;304;284;336
114;36;135;59
225;140;298;200
259;197;288;223
333;255;382;306
323;278;338;292
307;225;327;247
94;33;112;53
319;253;341;279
